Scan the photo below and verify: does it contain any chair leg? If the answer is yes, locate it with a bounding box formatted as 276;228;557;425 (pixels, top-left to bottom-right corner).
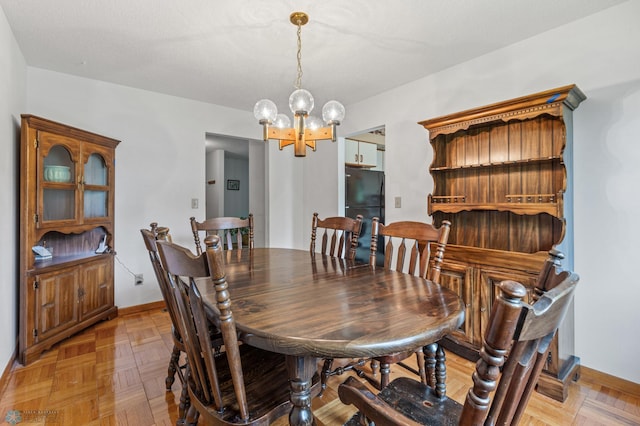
320;358;333;395
322;358;370;396
166;345;181;390
424;343;437;389
379;362;391;390
435;344;447;398
178;366;190;422
370;359;380;377
185;404;199;426
415;347;427;384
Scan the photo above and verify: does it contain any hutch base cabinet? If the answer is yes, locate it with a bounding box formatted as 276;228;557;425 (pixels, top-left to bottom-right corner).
419;85;585;401
436;245;579;402
19;115;119;365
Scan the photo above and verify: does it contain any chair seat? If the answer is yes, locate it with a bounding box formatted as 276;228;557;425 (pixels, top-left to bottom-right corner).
195;345;292;424
189;344;316;425
343;377;462;426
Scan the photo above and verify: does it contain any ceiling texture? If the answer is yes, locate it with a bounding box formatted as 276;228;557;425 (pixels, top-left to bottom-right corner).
1;1;625;113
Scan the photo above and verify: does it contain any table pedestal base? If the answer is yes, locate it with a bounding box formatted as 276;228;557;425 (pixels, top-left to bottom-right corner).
287;355;319;426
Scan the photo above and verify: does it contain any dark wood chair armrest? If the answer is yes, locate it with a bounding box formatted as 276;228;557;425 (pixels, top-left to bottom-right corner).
338;377;422;426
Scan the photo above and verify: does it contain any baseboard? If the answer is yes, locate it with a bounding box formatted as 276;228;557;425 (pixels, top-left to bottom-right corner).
581;365;640;396
441;337;640;399
0;341;18;398
118;300;166;316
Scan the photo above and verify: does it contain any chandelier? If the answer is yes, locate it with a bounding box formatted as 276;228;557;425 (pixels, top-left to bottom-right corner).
253;12;345;157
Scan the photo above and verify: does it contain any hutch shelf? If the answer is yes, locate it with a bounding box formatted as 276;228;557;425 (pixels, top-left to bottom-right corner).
419;85;585;401
19;115;120;365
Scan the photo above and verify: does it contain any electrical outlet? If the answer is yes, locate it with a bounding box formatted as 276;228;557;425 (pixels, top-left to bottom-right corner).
395;196;402;208
191;198;199;209
134;274;144;285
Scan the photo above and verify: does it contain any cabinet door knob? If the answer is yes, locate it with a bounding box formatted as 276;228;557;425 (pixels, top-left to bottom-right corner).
355;154;358;162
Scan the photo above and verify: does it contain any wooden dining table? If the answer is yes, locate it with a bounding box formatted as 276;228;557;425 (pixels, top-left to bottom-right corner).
197;247;465;426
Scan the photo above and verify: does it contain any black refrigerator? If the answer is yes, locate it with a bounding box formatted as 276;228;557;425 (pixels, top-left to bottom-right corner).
345;166;385;265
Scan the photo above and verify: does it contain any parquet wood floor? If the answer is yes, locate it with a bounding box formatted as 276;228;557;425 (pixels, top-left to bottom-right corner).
1;307;638;425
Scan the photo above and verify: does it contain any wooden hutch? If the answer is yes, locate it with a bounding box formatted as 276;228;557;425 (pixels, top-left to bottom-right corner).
419;85;585;401
19;115;119;365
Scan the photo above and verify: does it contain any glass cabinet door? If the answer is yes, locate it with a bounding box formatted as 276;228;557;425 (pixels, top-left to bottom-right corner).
40;143;78;224
83;150;111;220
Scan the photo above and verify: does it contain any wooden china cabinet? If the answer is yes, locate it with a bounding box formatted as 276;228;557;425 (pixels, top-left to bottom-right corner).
419;85;585;401
19;115;119;365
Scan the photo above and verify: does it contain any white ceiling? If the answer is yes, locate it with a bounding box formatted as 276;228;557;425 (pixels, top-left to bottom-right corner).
0;1;633;387
1;1;624;134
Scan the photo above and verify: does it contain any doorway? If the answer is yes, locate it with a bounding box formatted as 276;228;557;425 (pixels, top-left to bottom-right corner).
205;133;267;247
344;126;385;264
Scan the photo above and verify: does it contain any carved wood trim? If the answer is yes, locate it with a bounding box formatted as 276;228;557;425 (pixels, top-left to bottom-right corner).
418;85;586;137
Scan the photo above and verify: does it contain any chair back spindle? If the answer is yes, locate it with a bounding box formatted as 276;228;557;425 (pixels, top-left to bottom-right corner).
310;212;363;260
190;214;254;254
370;218;451;283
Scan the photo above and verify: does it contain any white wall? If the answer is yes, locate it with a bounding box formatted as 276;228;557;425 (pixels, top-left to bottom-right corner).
248;140;267;247
302;138;342;247
25;68;264;309
340;1;640;383
267;143;305;249
0;6;26;372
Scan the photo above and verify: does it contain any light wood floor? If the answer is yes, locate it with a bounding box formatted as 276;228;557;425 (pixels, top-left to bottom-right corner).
1;307;639;425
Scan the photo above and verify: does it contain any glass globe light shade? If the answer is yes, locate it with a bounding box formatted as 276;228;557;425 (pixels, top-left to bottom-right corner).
289;89;314;114
322;100;345;123
273;113;292;129
306;115;323;130
254;99;278;122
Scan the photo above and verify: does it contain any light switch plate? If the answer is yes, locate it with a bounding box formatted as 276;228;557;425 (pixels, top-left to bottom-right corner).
395;197;401;208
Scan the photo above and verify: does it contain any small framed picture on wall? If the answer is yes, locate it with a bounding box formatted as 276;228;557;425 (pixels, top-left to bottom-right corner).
227;179;240;190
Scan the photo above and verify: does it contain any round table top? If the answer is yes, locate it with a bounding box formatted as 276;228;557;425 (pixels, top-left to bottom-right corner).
198;248;465;359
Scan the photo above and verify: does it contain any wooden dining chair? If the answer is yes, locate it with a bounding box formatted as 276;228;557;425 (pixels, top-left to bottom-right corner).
156;235;315;425
141;225;183;390
370;217;451;283
141;224;192;420
190;214;254;254
320;217;451;391
339;269;579;426
313;212;364;391
310;212;363;260
360;218;452;390
141;224;225;420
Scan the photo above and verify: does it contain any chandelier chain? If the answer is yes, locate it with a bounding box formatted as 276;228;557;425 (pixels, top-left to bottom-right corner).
295;20;303;90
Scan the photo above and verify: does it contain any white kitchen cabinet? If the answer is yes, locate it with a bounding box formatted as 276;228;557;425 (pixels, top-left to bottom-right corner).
345;139;377;168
